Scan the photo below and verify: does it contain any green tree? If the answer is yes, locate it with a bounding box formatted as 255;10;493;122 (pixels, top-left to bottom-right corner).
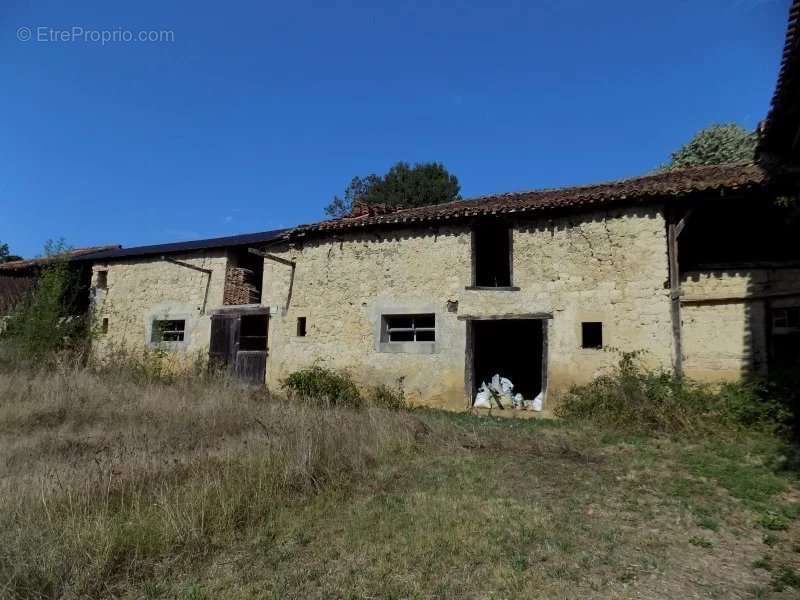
325;162;461;218
2;261;87;361
662;123;757;171
0;242;22;263
42;237;71;258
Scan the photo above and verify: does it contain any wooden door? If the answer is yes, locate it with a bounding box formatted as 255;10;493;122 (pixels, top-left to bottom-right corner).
209;313;268;385
209;315;236;371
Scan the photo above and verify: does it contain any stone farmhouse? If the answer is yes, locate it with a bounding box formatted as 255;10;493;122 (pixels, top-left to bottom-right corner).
5;3;800;411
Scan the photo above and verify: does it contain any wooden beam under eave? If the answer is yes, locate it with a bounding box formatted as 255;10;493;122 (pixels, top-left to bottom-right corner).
667;212;683;376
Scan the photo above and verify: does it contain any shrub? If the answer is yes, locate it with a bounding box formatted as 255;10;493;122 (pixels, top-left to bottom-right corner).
369;378;407;410
554;352;793;435
93;344;212;386
282;366;363;408
717;380;793;432
1;262;89;363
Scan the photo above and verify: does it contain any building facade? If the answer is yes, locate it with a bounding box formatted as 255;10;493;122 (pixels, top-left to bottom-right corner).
85;164;800;411
79;2;800;411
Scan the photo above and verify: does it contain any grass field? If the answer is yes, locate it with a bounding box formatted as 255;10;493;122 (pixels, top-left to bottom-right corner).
1;365;799;599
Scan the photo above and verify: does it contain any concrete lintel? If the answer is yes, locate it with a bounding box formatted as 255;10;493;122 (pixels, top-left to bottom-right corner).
457;313;553;321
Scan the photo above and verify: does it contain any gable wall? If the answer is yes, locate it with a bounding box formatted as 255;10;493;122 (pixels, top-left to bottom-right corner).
91;251;228;361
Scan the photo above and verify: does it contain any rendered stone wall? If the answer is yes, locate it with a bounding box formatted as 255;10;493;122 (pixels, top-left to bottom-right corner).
91;251;228;361
263;207;674;410
681;269;800;380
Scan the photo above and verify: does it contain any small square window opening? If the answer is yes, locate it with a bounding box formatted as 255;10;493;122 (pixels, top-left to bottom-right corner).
101;317;109;334
296;316;307;337
581;322;603;349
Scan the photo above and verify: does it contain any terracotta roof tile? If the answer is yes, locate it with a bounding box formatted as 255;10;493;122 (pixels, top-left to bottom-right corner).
760;0;800;157
0;246;120;272
292;162;772;235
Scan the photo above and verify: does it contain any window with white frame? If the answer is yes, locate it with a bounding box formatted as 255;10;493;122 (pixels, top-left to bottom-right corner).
151;319;186;343
382;314;435;342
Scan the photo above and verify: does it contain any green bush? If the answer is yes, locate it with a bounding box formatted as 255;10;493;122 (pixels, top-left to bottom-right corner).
1;263;89;363
717;380;793;432
282;366;362;408
369;378;407;410
554;352;793;435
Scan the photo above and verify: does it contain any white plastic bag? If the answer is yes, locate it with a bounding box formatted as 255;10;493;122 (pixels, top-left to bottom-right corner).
490;374;501;394
532;392;543;412
473;383;492;408
512;393;523;409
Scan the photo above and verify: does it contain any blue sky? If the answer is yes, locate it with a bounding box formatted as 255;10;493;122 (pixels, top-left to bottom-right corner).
0;0;790;258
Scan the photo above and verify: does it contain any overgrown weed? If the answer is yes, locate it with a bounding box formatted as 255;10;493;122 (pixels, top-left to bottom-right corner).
555;351;795;436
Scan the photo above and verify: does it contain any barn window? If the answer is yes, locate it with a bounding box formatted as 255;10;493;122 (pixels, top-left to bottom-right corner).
383;314;435;343
296;317;307;337
473;222;512;287
581;322;603;349
96;270;108;289
771;306;800;369
101;317;109;334
772;307;800;331
151;319;186;343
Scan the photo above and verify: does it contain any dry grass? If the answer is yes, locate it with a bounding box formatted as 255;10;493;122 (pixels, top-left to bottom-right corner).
1;364;798;599
0;365;423;598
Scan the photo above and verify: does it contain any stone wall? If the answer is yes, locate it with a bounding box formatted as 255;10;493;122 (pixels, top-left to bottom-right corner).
263;206;674;410
85;208;800;409
681;268;800;381
91;251;228;361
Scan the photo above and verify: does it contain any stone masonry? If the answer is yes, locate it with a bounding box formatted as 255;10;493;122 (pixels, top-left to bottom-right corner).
262;206;675;410
91;250;228;361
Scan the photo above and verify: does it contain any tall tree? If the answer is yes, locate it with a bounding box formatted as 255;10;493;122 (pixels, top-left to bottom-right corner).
0;241;22;263
325;162;461;218
662;123;757;171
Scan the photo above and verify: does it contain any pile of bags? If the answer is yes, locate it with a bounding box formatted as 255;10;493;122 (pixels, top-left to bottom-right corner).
473;374;543;411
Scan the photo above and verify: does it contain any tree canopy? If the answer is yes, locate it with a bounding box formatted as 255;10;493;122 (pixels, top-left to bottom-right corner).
325;162;461;218
662;123;757;171
0;242;22;264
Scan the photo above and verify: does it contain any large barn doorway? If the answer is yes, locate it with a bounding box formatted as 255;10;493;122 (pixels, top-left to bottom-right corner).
468;318;546;405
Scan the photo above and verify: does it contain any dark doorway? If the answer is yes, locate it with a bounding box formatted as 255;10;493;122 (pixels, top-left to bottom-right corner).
209;310;269;385
470;319;545;400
